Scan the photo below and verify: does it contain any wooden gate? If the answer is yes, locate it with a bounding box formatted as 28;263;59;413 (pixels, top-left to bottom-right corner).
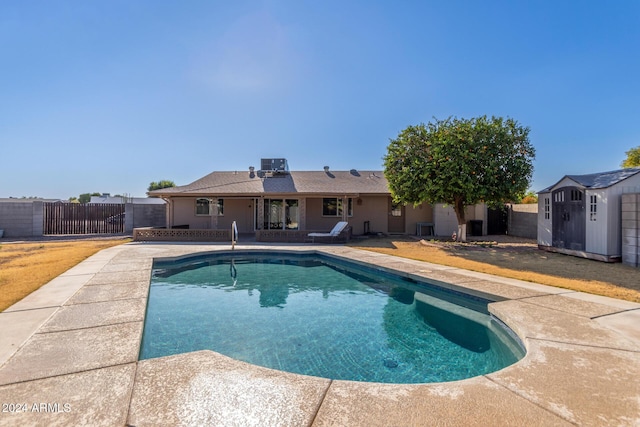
487;206;508;235
43;203;125;235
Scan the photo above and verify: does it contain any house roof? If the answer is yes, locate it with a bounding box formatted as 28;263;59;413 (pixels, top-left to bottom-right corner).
89;196;165;204
539;167;640;193
149;170;390;197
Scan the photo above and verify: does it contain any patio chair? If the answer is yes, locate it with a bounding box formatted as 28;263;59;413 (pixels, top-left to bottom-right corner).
307;221;349;243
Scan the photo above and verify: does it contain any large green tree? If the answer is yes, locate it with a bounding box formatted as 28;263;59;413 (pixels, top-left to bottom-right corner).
621;146;640;168
147;180;176;193
384;116;535;241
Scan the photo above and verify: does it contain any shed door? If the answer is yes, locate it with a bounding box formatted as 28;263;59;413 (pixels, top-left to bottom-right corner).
388;198;405;233
552;187;586;251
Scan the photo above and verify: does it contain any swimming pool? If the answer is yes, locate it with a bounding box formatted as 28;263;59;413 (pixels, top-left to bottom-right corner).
140;251;525;383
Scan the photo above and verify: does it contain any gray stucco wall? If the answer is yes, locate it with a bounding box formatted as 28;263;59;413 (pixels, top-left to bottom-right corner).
508;204;538;239
621;193;639;267
125;203;166;233
0;201;42;237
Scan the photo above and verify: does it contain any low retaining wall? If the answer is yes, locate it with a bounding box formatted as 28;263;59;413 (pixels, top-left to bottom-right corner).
257;227;352;243
133;228;231;242
256;229;310;243
133;228;352;243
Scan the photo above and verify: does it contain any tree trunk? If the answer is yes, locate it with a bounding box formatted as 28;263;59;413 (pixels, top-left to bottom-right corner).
453;198;467;242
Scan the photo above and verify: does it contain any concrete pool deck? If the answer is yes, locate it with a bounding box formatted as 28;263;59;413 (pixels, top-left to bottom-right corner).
0;242;639;426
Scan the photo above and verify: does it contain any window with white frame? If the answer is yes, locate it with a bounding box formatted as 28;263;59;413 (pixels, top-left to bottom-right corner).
195;198;223;216
590;195;597;221
322;198;353;217
544;197;550;220
554;191;564;202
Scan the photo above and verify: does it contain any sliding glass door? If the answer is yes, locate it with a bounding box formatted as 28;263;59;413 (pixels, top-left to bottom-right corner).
263;199;299;230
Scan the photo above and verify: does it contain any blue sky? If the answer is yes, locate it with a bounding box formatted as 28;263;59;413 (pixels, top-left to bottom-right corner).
1;1;639;199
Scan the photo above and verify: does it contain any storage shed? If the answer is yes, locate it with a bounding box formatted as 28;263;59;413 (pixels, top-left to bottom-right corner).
537;167;640;261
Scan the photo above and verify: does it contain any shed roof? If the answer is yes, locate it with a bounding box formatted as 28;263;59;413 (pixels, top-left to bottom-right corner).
149;170;390;197
539;167;640;193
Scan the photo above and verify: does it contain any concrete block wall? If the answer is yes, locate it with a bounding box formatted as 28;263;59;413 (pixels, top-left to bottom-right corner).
508;204;538;239
621;193;639;267
0;201;42;237
0;201;166;238
125;203;166;233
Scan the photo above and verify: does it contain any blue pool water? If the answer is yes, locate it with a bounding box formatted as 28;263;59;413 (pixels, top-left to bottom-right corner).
140;251;525;383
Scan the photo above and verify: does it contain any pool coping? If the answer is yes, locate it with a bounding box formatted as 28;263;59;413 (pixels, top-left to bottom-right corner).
0;242;638;426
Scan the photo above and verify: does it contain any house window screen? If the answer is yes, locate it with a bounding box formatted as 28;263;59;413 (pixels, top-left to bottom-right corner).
322;198;353;217
195;198;223;216
196;198;211;216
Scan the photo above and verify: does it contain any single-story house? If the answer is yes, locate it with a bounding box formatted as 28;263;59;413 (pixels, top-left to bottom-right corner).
537;167;640;261
143;158;446;242
144;158;490;242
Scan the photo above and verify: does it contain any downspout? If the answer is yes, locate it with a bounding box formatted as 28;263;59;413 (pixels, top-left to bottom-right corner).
211;198;219;230
342;196;348;222
162;198;172;229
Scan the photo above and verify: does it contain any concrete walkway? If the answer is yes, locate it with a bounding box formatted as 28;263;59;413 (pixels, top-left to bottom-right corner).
0;242;639;426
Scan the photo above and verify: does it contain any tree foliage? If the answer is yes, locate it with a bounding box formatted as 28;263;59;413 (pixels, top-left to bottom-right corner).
147;180;176;192
520;190;538;204
78;192;102;204
384;116;535;241
621;146;640;168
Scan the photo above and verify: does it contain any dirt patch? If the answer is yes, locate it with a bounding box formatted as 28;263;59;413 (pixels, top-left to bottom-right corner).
349;235;640;303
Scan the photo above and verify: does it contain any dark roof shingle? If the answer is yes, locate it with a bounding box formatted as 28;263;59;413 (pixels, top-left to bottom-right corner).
149;170;390;197
540;167;640;192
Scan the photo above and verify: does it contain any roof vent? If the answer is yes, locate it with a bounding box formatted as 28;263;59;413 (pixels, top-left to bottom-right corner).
324;166;330;172
249;166;255;172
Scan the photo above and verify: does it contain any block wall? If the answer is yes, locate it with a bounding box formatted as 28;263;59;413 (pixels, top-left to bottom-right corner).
621;193;639;267
0;201;42;237
508;204;538;239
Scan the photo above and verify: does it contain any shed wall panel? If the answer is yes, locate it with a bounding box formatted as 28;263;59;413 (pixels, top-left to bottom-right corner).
549;177;582;192
621;193;640;267
584;190;608;255
537;193;552;246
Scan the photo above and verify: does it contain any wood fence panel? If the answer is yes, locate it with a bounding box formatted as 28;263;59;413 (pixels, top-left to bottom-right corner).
43;203;125;235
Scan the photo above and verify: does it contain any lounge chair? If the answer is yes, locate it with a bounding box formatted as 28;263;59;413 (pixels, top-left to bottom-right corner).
307;221;349;243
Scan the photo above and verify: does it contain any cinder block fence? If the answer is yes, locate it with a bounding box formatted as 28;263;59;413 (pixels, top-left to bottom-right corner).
0;200;165;238
622;193;640;267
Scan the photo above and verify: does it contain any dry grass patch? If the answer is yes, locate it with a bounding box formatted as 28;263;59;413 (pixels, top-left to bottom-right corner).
349;236;640;303
0;239;128;311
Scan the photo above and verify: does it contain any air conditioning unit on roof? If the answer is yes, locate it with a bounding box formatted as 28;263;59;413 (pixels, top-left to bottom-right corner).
260;158;288;174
